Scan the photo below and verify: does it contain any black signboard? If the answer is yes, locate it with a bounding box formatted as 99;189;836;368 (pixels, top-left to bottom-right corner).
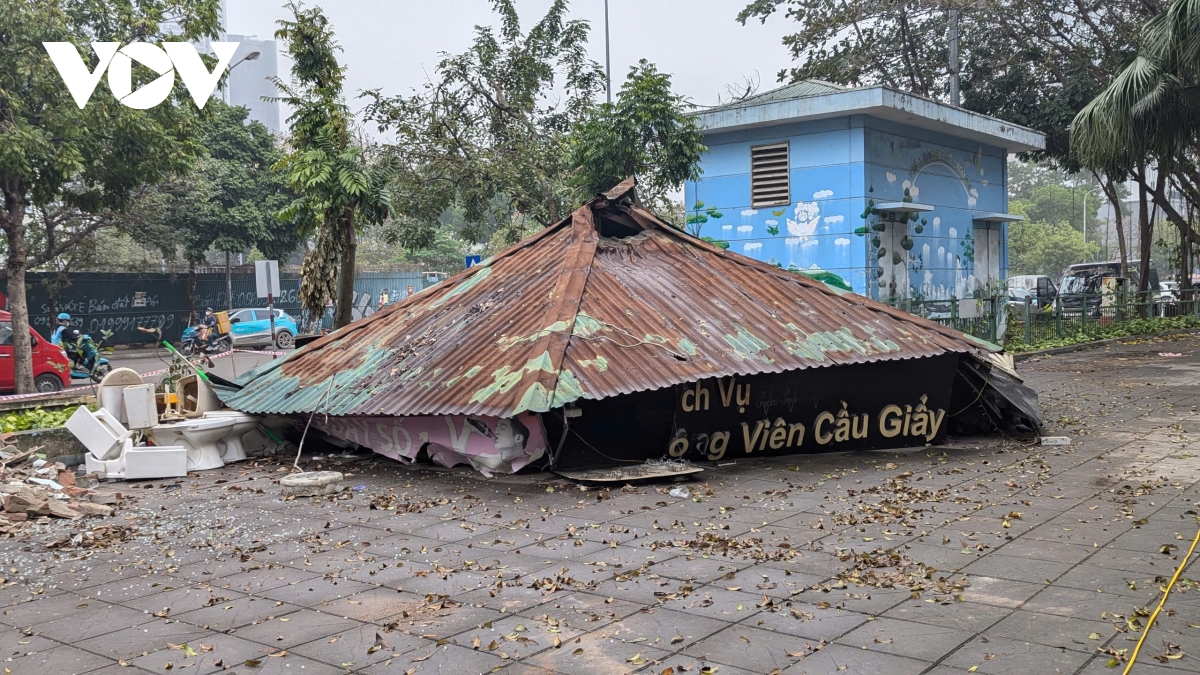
546;353;961;470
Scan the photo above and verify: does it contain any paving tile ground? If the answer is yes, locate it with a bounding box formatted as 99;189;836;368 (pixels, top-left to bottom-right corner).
5;333;1200;674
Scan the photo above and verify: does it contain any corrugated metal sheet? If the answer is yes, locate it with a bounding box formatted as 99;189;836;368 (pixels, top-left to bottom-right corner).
223;179;993;418
703;80;848;113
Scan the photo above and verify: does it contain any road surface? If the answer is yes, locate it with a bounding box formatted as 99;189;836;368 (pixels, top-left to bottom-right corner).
68;349;283;390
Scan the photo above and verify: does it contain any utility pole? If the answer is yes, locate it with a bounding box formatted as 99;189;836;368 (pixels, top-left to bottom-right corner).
948;8;960;106
604;0;612;104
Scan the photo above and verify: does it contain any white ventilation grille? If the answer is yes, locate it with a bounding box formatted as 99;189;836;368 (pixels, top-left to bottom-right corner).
751;142;790;208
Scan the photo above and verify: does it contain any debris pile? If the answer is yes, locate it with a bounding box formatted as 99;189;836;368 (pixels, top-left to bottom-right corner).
0;441;125;531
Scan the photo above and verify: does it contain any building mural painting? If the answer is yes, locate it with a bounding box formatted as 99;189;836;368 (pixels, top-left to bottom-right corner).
686;83;1041;302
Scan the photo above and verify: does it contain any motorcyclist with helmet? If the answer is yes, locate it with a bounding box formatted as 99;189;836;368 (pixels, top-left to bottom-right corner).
62;327;99;373
51;312;71;346
197;308;219;348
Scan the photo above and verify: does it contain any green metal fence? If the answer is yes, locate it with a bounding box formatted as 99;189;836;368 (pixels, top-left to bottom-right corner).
885;297;1003;344
1010;289;1200;346
886;289;1200;350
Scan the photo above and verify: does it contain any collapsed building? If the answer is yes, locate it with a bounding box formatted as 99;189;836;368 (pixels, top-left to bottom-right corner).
217;179;1041;475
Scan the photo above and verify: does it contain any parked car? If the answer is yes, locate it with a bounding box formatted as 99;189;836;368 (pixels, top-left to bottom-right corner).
1006;286;1033;311
182;308;298;350
0;311;71;393
1007;274;1057;306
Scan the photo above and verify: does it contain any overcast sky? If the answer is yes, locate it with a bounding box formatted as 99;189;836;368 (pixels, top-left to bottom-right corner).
224;0;797;118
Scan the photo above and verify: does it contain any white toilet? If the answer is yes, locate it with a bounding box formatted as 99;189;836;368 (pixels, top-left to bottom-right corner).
148;417;236;471
202;411;259;462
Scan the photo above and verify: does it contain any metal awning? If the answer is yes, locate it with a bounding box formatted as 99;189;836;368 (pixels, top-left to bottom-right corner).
876;202;934;214
972;212;1024;223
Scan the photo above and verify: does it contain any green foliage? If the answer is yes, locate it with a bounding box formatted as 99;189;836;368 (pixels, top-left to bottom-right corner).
567;60;706;208
273;2;393;325
701;236;730;250
0;0;221;392
1007;315;1200;353
737;1;949;98
364;0;604;250
0;406;87;433
1008;220;1100;280
126;103;301;264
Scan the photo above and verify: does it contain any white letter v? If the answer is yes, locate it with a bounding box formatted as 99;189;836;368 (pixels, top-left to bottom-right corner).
164;42;238;108
43;42;120;109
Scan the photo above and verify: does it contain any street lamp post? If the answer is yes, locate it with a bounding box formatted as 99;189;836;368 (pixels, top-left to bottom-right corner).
604;0;611;104
221;49;260;104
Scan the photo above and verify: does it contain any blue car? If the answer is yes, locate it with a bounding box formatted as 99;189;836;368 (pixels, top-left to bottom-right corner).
182;308;298;350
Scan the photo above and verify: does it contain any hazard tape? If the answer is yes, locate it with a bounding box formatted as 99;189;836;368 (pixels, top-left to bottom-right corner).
0;349;289;399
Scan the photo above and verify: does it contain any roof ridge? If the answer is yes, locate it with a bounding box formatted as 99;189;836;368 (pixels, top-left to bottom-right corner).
505;205;601;416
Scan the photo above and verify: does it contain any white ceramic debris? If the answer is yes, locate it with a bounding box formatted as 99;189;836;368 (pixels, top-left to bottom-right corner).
147;417;235;471
202;411;258;462
84;439;188;480
123;445;187;480
123;384;159;430
66;406;133;461
1040;436;1071;446
96;367;145;424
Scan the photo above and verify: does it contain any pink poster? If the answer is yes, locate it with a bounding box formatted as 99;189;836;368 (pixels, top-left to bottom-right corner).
314;413;547;475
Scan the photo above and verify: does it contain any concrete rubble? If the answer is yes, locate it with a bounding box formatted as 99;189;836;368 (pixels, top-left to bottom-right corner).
0;440;127;531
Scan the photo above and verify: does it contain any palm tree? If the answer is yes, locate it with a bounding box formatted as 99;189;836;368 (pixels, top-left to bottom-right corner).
1072;0;1200;290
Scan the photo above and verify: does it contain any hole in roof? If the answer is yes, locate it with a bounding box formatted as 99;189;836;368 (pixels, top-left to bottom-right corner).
594;210;644;239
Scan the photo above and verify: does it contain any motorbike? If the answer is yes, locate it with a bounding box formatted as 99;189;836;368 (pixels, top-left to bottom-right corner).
62;332;113;384
179;324;232;356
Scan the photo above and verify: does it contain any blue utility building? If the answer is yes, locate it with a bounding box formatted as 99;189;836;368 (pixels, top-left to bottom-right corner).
687;81;1045;301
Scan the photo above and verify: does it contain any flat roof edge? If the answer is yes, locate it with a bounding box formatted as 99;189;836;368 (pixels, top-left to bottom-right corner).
692;86;1045;153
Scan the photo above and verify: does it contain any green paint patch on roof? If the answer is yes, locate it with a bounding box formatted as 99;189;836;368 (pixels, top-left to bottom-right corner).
497;320;571;350
578;355;609;372
642;333;668;344
780;325;899;360
432;265;492;309
515;382;550;414
723;325;774;363
469;365;523;404
524;350;557;374
677;338;698;356
444;364;483;389
550;368;590;408
571;312;605;338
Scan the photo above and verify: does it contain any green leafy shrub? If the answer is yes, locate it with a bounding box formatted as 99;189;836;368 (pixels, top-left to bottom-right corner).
0;405;89;433
1007;315;1200;353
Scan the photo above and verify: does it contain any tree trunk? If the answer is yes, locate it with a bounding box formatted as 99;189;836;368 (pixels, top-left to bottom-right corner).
187;261;197;326
333;209;356;329
3;189;35;394
1137;164;1152;294
1100;171;1128;276
225;251;233;312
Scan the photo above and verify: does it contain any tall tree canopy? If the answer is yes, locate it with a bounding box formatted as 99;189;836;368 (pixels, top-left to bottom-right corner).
1073;0;1200;290
1;0;221;392
364;0;604;250
567;60;706;209
273;1;392;329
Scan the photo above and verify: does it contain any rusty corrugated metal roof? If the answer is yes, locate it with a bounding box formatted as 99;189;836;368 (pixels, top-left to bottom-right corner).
224;179;994;418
